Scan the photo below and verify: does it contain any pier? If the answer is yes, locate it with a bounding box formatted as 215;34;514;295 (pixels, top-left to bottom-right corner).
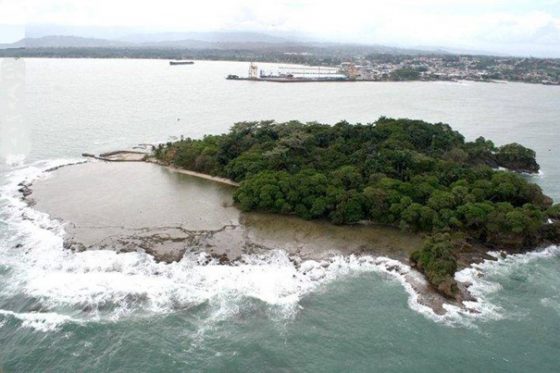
226;62;359;83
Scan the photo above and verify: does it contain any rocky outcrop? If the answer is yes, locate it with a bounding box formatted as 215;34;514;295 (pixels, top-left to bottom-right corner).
496;142;540;173
17;182;32;197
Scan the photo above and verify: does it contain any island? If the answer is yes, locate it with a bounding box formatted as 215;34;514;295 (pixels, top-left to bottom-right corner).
152;117;560;300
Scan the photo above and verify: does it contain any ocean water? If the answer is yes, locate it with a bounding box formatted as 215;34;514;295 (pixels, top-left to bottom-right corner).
1;58;560;372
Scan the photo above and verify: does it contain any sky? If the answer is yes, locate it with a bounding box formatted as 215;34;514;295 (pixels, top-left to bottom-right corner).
1;0;559;57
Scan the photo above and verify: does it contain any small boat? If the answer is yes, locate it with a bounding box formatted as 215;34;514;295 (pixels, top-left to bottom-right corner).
169;61;194;65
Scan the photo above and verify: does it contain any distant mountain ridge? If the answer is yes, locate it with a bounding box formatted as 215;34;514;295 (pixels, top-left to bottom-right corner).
118;31;291;44
1;35;131;48
0;32;439;56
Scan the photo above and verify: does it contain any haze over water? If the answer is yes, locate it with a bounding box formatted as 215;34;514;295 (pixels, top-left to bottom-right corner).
1;58;560;371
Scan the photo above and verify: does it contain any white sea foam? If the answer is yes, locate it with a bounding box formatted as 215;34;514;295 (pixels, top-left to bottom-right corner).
455;245;560;322
3;154;26;167
458;246;560;284
2;160;558;332
0;309;75;332
541;294;560;316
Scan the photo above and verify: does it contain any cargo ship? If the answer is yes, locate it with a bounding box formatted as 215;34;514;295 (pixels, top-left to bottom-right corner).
169;61;194;65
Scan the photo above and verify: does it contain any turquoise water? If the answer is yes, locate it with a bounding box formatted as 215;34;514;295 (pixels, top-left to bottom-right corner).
2;258;560;372
1;58;560;372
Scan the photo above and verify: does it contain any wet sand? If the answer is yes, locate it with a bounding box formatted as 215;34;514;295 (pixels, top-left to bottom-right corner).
149;161;240;186
27;160;471;314
86;150;240;186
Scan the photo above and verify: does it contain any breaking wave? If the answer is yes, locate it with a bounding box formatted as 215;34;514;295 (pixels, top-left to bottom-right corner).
2;160;558;332
0;309;77;333
455;245;560;322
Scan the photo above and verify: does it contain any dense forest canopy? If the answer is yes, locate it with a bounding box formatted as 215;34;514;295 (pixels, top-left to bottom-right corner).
155;118;559;297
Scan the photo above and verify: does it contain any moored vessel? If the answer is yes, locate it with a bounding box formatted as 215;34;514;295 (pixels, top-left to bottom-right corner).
169;61;194;65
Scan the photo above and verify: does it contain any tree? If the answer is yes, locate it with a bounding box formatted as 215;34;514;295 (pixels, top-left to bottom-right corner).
457;202;495;232
410;233;458;297
548;204;560;219
496;143;539;173
400;203;436;231
330;165;363;189
427;190;456;211
330;190;366;224
155;118;555;296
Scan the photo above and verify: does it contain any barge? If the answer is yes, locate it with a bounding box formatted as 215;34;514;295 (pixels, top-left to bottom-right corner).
170;61;194;65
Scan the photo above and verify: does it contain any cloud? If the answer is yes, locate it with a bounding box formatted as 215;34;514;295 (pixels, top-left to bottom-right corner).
0;0;559;56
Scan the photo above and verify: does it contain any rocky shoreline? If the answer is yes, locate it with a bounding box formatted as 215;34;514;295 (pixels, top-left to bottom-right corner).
16;152;494;316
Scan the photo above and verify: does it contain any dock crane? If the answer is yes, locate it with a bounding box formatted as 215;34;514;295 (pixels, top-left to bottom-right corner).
248;62;259;79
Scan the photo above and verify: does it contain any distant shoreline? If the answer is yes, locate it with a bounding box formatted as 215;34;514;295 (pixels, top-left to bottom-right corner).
1;54;558;86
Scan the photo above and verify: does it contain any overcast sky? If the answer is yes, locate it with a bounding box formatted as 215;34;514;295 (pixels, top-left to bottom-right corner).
1;0;559;56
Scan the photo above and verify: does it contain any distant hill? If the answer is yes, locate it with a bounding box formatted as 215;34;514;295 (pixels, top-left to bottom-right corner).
0;31;295;50
0;35;130;49
119;31;291;44
0;32;437;55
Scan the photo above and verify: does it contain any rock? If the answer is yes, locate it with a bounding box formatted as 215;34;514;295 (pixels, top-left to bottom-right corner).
437;278;458;299
18;185;32;197
466;308;481;314
455;282;477;303
211;253;230;265
496;143;540;174
540;221;560;243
